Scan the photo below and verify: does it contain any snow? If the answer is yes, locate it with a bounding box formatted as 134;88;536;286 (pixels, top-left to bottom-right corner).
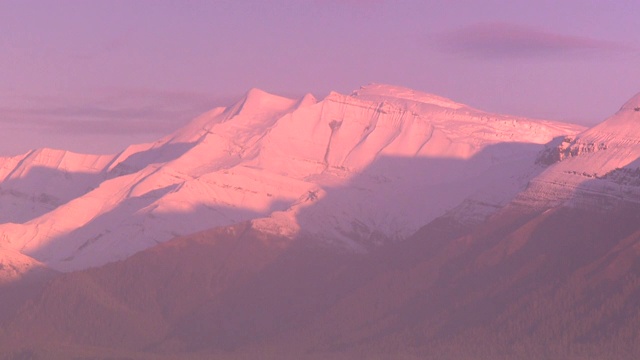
0;85;583;271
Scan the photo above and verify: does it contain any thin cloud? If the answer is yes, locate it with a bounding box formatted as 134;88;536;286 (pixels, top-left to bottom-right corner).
0;114;179;136
39;118;181;136
308;0;386;16
0;90;236;136
312;0;384;7
436;22;632;59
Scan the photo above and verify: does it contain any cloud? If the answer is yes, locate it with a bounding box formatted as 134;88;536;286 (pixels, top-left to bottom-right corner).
0;89;237;136
102;27;135;53
308;0;386;16
436;22;632;59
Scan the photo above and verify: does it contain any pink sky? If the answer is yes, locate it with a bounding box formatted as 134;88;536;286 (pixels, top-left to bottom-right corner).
1;0;639;155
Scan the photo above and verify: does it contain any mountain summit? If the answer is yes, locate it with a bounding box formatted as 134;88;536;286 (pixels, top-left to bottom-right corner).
578;91;640;145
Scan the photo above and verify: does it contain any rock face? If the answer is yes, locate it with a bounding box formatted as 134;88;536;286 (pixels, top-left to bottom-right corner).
0;84;581;271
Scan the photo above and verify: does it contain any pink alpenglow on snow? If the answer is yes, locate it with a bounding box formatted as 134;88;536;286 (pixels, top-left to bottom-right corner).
0;85;582;271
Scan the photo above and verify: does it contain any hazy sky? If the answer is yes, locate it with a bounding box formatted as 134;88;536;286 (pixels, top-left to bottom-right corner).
1;0;639;155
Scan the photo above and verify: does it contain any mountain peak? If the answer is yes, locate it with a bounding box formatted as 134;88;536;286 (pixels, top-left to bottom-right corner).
576;91;640;145
238;88;296;113
244;87;275;99
352;83;466;110
619;92;640;112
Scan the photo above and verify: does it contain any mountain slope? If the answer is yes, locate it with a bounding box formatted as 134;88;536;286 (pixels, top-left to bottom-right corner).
4;196;640;359
521;92;640;209
289;202;640;359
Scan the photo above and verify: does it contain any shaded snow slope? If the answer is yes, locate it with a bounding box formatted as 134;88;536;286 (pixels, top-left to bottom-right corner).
0;85;582;271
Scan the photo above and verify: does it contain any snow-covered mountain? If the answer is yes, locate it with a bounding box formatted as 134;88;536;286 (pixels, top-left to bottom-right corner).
0;84;582;271
3;87;640;359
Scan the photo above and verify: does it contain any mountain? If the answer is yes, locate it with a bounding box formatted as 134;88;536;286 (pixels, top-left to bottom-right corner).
0;84;581;272
3;86;640;359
